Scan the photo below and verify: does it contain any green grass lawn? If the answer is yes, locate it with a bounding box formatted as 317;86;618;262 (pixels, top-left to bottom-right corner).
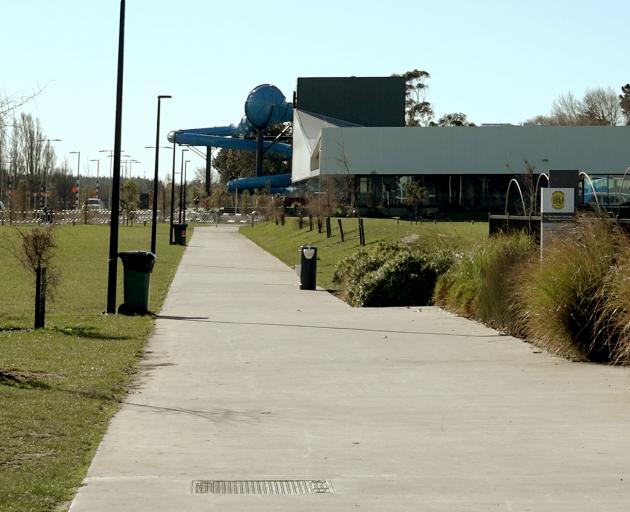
241;217;487;290
0;223;187;512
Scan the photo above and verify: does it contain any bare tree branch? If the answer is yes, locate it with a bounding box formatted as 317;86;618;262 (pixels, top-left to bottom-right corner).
0;83;48;127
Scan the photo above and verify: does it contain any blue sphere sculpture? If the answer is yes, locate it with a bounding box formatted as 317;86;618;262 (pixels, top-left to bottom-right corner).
244;84;291;129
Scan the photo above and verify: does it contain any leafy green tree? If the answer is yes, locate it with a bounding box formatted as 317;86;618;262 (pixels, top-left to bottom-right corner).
212;123;291;185
393;69;434;126
431;112;475;127
212;148;255;185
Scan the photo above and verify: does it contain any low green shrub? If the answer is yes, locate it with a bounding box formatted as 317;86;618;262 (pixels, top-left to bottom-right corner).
332;241;403;292
333;242;443;307
434;232;535;332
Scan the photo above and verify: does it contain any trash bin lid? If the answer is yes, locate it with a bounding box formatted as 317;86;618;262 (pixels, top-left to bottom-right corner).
118;251;156;273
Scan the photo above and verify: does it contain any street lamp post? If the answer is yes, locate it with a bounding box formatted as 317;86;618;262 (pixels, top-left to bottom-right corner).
178;148;189;223
183;159;190;223
169;137;177;244
128;159;140;179
90;159;100;199
106;0;126;314
101;151;132;208
69;151;80;209
150;95;172;254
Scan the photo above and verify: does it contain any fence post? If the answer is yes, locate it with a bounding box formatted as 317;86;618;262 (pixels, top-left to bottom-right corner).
358;218;366;246
337;218;344;242
325;217;331;238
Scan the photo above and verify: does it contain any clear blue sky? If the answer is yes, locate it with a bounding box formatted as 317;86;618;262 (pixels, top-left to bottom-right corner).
2;0;628;180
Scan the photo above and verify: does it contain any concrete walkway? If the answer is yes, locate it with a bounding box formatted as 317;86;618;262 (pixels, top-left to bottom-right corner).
70;226;630;511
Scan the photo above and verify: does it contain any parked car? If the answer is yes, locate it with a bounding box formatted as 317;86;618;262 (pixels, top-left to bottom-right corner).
86;198;105;210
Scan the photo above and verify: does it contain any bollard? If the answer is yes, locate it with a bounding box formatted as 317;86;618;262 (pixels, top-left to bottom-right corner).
325;217;331;238
299;245;317;290
337;218;345;242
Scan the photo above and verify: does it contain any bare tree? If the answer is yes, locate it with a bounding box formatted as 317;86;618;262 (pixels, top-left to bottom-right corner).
582;87;622;125
403;180;425;217
529;87;622;126
0;85;46;128
0;119;6;199
551;92;583;125
335;136;357;214
0;85;47;205
8;120;22;185
620;84;630;126
16;114;55;207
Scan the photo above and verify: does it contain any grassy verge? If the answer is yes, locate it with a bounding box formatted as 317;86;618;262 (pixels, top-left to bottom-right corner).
0;224;188;512
240;218;487;290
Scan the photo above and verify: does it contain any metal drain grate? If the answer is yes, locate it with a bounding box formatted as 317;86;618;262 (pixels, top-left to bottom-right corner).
191;479;334;495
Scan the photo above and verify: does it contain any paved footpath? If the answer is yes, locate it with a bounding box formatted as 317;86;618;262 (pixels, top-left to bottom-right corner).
70;226;630;511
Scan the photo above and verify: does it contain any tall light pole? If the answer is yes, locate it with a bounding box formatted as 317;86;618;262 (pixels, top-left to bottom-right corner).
99;149;126;208
169;137;177;244
128;159;140;179
37;138;61;209
90;159;100;199
120;158;137;181
146;144;172;250
107;0;126;314
69;151;80;209
183;159;190;223
149;95;172;254
178;148;189;223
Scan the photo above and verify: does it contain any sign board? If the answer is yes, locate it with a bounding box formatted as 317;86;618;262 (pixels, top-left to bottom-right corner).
540;187;576;259
541;188;575;215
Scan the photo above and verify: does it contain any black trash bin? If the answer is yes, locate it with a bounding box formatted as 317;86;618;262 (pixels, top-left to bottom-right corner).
118;251;156;315
173;223;188;246
299;245;317;290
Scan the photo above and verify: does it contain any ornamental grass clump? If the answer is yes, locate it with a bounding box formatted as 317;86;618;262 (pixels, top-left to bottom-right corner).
433;232;535;333
517;216;626;362
598;255;630;364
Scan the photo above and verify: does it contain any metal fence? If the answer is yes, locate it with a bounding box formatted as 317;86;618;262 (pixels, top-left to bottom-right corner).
0;209;263;226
